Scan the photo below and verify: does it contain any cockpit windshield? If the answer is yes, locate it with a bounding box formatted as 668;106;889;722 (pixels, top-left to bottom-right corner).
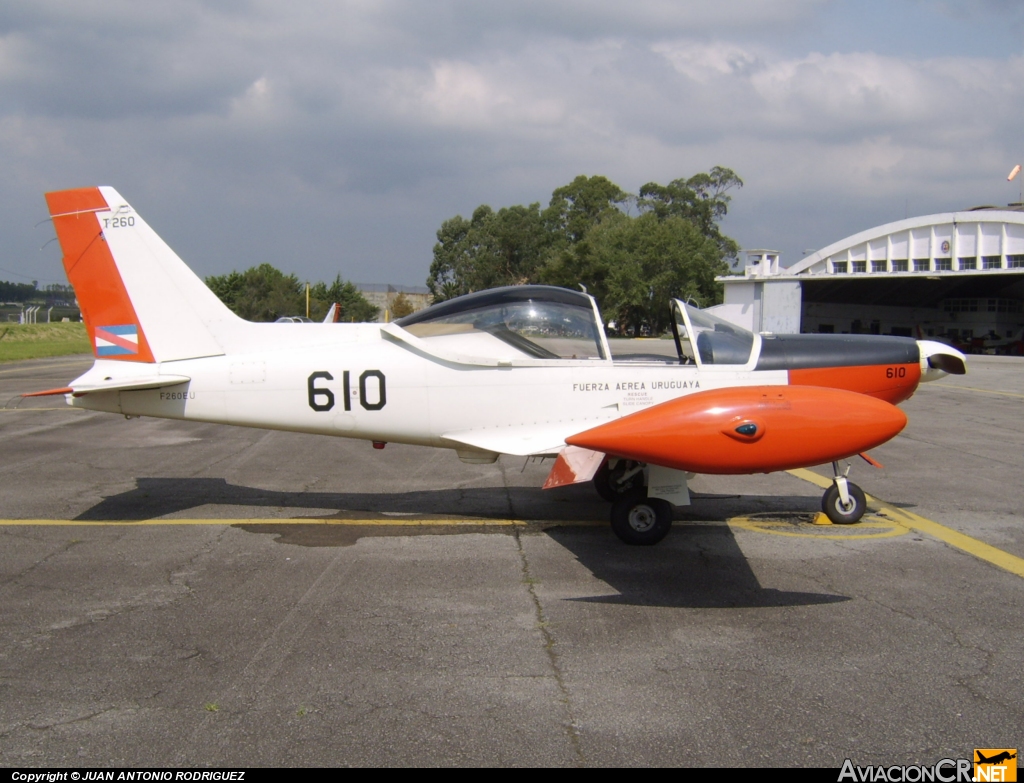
672;300;756;366
395;286;607;360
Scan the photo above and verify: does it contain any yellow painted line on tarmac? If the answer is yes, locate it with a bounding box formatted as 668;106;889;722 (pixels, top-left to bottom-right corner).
929;384;1024;399
788;467;835;491
0;518;601;527
730;516;907;540
787;468;1024;579
881;506;1024;579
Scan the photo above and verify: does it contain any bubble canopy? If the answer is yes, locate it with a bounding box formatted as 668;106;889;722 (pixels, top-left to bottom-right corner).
395;286;608;360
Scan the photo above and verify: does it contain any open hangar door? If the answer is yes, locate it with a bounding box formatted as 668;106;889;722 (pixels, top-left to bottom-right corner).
799;272;1024;352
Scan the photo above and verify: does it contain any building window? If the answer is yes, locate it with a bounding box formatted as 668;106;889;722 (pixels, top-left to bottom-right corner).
892;259;908;272
832;261;848;274
913;259;929;271
852;261;866;273
818;324;834;333
982;256;1002;270
934;258;952;270
959;257;978;270
1008;255;1024;268
871;260;887;272
943;298;983;312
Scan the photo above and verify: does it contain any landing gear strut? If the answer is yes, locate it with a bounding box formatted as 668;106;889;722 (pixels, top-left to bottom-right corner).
593;458;645;502
821;461;867;524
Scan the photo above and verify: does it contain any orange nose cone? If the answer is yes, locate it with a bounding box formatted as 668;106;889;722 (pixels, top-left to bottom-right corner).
566;385;907;474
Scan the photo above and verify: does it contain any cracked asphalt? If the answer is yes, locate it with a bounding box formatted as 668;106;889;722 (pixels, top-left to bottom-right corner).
0;354;1022;767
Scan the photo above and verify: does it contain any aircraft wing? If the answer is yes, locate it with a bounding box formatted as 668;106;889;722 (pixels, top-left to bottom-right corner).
441;415;617;457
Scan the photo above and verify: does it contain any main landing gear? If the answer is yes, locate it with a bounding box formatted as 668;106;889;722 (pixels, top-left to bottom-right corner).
592;458;645;502
610;488;673;546
595;460;673;546
821;461;867;525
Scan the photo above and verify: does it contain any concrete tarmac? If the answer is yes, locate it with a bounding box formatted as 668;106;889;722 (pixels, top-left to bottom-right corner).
0;354;1022;767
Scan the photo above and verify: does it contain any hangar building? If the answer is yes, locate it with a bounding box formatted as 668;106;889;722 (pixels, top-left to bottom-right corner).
714;207;1024;352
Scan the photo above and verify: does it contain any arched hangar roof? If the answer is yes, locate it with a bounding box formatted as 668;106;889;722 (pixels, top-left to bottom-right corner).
789;208;1024;276
774;208;1024;308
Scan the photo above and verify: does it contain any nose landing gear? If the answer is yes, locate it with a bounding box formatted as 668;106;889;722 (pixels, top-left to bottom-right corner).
821;460;867;524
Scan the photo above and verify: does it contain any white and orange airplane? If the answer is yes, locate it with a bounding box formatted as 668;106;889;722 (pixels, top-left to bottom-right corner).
30;187;967;544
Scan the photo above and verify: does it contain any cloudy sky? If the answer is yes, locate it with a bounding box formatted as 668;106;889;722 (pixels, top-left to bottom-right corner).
3;0;1024;289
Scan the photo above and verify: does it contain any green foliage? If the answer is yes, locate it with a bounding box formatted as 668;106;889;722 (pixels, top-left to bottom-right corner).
0;280;40;302
0;322;91;363
390;292;415;319
427;169;742;332
637;166;743;262
544;175;628;243
205;264;305;322
600;213;729;334
205;266;377;323
308;275;380;323
428;203;552;302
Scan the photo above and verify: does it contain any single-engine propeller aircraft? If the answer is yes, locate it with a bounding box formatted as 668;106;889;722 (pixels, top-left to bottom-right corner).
30;187;968;544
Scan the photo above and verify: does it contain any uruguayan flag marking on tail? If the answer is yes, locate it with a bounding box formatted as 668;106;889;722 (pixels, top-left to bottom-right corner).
95;324;139;356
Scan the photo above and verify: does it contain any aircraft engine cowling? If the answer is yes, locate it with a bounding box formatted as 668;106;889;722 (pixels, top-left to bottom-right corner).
566;385;907;475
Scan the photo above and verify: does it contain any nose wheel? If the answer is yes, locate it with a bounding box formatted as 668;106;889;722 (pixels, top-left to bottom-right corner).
821;461;867;524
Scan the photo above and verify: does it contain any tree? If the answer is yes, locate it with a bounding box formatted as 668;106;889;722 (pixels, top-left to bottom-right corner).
389;292;415;319
544;175;628;243
205;266;377;323
637;166;743;263
205;264;304;322
426;169;741;319
597;213;730;334
427;203;551;301
309;275;379;322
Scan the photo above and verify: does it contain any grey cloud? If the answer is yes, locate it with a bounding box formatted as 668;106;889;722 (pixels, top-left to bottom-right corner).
2;0;1024;288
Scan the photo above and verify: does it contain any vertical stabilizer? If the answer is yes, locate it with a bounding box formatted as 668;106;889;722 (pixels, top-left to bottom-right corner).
45;187;235;363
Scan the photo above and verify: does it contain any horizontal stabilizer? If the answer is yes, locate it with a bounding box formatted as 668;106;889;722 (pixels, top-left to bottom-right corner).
23;375;190;398
70;375;191;395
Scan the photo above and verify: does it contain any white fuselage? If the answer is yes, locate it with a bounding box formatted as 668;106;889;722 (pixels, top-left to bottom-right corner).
69;322;788;458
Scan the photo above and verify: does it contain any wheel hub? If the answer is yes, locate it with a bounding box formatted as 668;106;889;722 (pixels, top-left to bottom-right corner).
628;505;657;532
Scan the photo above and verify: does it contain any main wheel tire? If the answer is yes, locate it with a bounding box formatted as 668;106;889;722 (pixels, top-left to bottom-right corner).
822;483;867;525
610;489;673;545
593;460;644;503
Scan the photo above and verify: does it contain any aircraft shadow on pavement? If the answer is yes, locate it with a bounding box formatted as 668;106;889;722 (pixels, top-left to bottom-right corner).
75;477;848;609
545;526;849;609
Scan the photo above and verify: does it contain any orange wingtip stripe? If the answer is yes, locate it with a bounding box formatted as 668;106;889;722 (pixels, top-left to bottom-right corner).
21;387;74;398
44;188;108;217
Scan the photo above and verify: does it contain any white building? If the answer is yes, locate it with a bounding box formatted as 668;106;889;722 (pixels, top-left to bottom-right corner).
715;207;1024;348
